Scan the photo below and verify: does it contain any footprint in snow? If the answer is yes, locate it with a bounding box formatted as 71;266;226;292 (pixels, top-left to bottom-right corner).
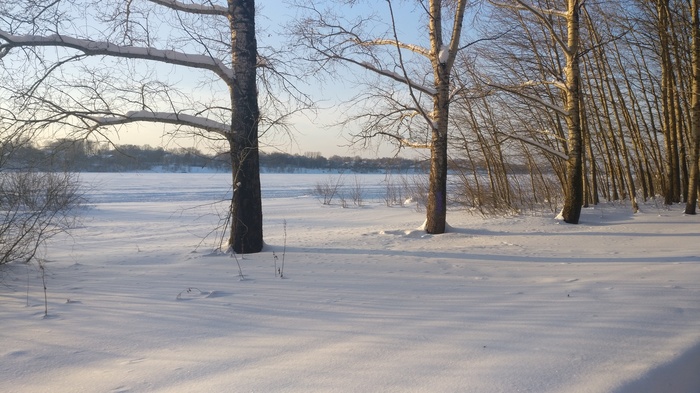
176;288;232;300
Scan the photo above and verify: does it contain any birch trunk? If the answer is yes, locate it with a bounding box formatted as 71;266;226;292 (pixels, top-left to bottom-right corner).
560;0;584;223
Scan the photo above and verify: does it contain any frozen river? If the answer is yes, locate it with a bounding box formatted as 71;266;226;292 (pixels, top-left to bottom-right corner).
79;172;417;203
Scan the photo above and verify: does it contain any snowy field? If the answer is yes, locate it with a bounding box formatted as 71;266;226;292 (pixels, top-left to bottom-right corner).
2;172;700;393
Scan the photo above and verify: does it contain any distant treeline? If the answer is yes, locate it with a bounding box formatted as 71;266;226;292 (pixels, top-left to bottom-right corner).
260;151;424;173
6;139;426;173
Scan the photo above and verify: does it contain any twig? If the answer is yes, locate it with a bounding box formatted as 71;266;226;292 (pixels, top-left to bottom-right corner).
280;219;287;278
230;248;245;280
39;262;48;317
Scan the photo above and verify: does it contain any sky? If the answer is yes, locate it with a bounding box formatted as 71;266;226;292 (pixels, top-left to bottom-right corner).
14;0;451;159
82;0;433;159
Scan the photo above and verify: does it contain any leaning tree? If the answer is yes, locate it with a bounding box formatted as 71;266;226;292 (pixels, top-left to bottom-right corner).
488;0;586;223
0;0;277;253
292;0;470;234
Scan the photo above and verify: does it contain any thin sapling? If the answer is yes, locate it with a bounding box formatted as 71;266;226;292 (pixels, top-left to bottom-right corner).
280;219;287;278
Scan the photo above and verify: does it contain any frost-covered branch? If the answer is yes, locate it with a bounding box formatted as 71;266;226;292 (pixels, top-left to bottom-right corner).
388;136;430;149
90;111;230;135
148;0;228;16
0;32;234;80
356;38;431;58
356;61;437;96
521;79;567;92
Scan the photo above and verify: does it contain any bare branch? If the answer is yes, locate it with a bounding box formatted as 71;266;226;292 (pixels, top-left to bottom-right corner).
444;0;469;72
90;111;230;135
489;0;567;18
484;81;569;116
357;38;431;58
375;132;431;149
147;0;228;16
384;0;436;130
489;0;570;54
496;130;569;160
0;32;234;80
352;59;437;96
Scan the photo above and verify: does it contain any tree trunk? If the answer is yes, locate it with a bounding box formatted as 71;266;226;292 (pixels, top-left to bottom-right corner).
425;0;463;234
425;50;450;233
560;0;584;224
582;106;598;205
426;123;448;233
686;0;700;214
659;0;682;204
228;0;263;253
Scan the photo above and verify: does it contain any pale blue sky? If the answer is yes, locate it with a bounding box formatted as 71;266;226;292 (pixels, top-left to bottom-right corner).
82;1;436;159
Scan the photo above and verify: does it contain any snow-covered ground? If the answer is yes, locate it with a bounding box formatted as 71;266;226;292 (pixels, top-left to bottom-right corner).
2;172;699;393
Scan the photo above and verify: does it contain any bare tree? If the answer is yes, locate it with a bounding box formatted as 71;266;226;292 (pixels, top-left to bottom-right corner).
0;171;82;266
488;0;586;223
447;0;696;216
313;174;344;205
655;0;682;204
292;0;470;233
0;0;295;253
0;124;83;267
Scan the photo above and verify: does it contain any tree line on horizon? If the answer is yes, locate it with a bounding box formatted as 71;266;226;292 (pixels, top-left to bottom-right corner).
4;138;425;174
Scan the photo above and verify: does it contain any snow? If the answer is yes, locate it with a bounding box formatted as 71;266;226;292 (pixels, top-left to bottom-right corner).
2;172;700;393
438;45;449;64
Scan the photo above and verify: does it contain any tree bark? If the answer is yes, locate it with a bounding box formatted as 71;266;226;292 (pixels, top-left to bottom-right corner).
424;0;467;233
658;0;682;204
560;0;584;224
686;0;700;214
426;0;449;233
228;0;263;253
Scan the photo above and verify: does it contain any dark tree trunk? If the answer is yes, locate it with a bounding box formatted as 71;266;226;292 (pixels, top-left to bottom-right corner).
426;118;448;234
228;0;263;253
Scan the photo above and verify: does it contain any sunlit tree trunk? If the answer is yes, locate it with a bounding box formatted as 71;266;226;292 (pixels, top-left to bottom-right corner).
292;0;468;234
658;0;683;204
427;53;450;232
560;0;584;223
488;0;585;222
425;0;467;233
686;0;700;214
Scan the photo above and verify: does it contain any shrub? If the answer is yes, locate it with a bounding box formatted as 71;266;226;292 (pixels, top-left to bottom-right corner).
313;175;344;205
0;171;83;265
